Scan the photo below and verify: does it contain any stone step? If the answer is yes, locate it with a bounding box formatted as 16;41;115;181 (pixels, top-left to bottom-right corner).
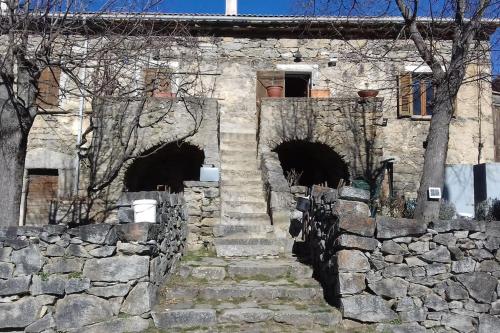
221;185;265;194
163;284;323;303
220;143;258;152
221;179;264;187
214;237;284;257
221;201;268;213
221;169;262;179
221;154;259;164
221;192;266;203
213;224;274;238
153;308;342;331
221;175;263;183
221;149;258;160
220;132;257;142
221;212;271;225
221;162;260;171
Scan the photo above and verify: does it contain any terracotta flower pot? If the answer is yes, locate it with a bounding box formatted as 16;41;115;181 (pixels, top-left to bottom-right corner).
357;89;379;98
267;86;283;98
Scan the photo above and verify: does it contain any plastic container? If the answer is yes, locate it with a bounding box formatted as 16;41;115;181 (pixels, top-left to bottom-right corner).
200;165;220;182
132;199;157;223
296;196;311;212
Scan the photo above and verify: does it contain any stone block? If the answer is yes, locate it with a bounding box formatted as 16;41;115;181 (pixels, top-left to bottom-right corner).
118;207;134;223
424;294;448;311
486;221;500;237
11;245;42;275
82;255;149;282
0;262;14;279
314;311;342;326
46;244;65;257
419;246;451;263
88;245;116;258
368;277;409;298
451;257;476;273
0;297;42;329
0;247;12;261
273;310;314;327
220;308;274;323
25;314;55;333
121;282;153;315
377;217;427;239
87;284;131;298
191;266;226;281
0;276;31;296
335;234;379;251
30;275;66;296
376;323;426;333
383;264;411;278
431;219;484;233
333;199;370;217
479;314;500;333
442;313;477;333
381;240;408;255
67;224;113;244
55;294;114;330
65;244;91;258
71;316;150;333
457;272;497;303
152;309;216;328
341;295;398;323
65;278;91;294
116;223;162;243
337;214;376;237
445;281;469;300
117;242;151;255
336;273;366;295
336;250;370;272
44;258;84;274
338;186;370;202
433;233;457;246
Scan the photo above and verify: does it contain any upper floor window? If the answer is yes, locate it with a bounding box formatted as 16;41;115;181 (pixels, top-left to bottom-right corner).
398;72;435;117
37;67;61;110
144;68;172;98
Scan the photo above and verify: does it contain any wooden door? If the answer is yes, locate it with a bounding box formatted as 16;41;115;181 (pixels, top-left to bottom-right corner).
25;169;58;226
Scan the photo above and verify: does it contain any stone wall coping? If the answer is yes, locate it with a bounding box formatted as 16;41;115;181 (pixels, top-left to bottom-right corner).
184;181;220;188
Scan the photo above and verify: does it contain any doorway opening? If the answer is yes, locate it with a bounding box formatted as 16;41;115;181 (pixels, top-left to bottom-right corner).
125;141;204;193
273;140;349;188
285;73;311;97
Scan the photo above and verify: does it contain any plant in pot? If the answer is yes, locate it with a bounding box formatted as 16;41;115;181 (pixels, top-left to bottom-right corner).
266;77;283;98
357;81;379;98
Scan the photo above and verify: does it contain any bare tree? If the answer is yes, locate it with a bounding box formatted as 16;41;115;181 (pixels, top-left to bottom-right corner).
0;0;208;225
298;0;498;220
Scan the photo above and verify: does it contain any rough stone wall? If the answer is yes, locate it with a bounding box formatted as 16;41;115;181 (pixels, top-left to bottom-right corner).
0;209;186;332
259;97;384;181
304;191;500;332
184;181;220;250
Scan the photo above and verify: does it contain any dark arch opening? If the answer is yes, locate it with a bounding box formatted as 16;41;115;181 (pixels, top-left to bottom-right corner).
125;141;204;193
273;140;349;188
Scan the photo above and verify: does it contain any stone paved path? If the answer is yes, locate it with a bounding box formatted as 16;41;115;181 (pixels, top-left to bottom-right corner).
150;253;368;332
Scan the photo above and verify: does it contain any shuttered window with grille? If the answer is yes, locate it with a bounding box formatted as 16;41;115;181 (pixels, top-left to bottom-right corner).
37;67;61;110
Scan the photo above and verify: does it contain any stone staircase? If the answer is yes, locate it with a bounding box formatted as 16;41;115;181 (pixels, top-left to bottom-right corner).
214;129;285;257
152;254;343;332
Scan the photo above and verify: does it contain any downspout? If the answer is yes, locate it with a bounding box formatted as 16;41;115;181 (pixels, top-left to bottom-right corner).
74;39;88;196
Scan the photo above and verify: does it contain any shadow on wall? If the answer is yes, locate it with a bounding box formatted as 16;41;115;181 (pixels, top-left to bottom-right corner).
273;140;350;188
125;141;204;193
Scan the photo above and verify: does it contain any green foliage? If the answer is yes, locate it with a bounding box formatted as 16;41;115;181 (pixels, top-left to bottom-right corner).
68;272;83;279
38;272;50;281
439;200;457;220
476;199;500;221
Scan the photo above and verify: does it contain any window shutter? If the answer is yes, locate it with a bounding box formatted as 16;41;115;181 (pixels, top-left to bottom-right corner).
398;72;413;117
37;67;61;109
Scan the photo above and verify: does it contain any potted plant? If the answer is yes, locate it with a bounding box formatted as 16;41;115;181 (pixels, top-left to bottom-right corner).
357;82;379;98
266;77;283;97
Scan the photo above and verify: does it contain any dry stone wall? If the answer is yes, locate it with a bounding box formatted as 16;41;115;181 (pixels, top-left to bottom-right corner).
306;192;500;332
0;202;186;332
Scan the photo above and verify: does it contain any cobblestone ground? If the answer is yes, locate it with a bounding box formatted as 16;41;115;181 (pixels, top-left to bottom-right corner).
150;251;376;332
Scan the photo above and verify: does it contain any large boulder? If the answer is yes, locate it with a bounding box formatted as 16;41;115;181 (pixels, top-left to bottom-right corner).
479;314;500;333
335;250;370;272
120;282;153;315
11;245;42;275
368;277;409;298
335;234;379;251
337;214;376;237
0;276;31;296
457;272;497;303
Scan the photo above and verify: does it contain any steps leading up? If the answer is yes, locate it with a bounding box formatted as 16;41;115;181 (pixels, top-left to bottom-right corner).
154;255;345;332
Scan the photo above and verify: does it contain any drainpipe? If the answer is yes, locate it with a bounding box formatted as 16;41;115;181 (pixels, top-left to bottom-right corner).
74;39;88;196
225;0;237;15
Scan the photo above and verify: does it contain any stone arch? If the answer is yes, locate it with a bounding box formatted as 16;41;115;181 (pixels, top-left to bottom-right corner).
124;140;205;193
272;140;350;188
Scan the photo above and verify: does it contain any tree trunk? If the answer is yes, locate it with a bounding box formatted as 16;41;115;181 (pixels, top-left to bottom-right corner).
413;84;454;221
0;103;29;226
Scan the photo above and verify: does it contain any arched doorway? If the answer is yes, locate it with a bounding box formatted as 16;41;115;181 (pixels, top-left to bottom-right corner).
273;140;349;188
125;141;204;193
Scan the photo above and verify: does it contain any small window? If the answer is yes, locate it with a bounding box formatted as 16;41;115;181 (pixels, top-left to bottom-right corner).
37;67;61;109
285;73;311;97
144;68;172;98
398;72;436;117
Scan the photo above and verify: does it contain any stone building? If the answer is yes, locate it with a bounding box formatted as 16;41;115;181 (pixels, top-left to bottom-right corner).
19;11;498;251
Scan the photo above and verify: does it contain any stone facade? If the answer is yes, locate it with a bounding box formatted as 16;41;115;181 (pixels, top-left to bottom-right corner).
0;199;187;332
